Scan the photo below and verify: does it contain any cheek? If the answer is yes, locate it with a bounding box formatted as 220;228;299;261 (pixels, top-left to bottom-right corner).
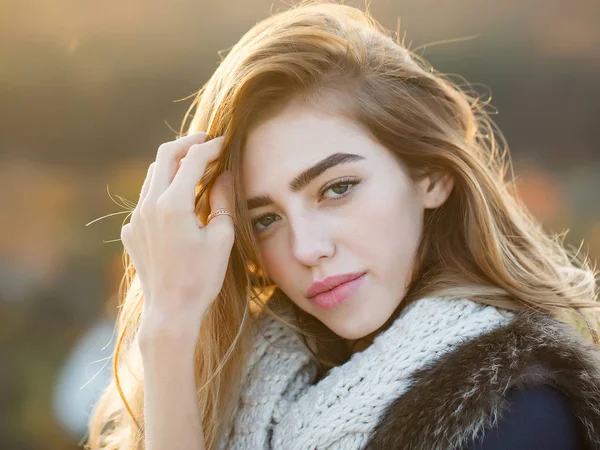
357;185;424;273
257;240;288;285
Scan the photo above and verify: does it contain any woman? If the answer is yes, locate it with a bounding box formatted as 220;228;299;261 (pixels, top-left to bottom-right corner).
86;1;600;449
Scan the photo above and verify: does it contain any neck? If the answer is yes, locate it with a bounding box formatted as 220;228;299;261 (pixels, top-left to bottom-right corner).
346;303;407;355
346;333;376;354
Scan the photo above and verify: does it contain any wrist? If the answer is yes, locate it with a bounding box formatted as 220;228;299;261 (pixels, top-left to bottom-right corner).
138;309;205;354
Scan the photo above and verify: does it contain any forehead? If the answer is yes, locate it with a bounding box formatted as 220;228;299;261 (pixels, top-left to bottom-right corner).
242;104;381;194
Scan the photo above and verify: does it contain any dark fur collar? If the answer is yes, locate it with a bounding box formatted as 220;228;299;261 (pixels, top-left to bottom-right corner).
365;309;600;450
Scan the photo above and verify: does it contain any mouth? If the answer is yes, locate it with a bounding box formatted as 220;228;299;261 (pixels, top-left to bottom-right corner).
307;272;367;309
306;271;366;298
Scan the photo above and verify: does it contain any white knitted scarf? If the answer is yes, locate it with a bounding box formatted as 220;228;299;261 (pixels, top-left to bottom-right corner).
220;296;515;450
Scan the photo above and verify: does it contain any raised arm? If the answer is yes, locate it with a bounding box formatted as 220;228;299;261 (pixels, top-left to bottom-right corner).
120;131;234;449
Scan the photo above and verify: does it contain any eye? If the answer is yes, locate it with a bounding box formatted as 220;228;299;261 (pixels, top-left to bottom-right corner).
319;177;360;201
251;177;361;233
252;214;282;231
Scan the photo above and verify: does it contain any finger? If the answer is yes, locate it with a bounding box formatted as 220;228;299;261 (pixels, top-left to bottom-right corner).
205;170;235;241
166;136;225;210
131;162;155;224
146;131;209;203
139;162;155;204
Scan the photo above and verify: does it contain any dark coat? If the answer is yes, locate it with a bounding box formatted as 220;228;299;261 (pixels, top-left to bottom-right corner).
364;309;600;450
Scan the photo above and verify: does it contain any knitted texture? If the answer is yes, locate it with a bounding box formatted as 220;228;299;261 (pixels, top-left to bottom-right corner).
220;296;515;450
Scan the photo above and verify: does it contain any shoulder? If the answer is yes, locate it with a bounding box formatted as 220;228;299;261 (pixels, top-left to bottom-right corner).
465;384;584;450
365;309;600;450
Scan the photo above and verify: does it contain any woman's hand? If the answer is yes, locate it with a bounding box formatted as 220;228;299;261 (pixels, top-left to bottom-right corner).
120;131;234;343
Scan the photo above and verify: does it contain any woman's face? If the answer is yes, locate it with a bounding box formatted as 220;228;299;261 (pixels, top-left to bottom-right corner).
242;101;453;339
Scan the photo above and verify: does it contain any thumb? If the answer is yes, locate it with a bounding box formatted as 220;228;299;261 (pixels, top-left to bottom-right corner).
206;170;235;238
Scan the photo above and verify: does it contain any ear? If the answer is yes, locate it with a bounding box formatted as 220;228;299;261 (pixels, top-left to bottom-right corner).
416;171;454;209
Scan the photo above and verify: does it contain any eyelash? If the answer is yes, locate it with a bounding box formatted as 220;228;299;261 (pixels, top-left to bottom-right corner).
251;177;361;232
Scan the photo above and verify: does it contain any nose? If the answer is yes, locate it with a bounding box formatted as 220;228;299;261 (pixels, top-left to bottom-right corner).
289;214;335;267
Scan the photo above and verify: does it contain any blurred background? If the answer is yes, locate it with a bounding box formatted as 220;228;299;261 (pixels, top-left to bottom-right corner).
1;0;599;448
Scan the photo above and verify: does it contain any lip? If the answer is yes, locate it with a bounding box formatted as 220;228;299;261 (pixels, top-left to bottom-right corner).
306;271;366;298
307;273;366;309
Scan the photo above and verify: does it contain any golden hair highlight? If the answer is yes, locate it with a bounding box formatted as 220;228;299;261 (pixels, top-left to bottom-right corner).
86;1;600;448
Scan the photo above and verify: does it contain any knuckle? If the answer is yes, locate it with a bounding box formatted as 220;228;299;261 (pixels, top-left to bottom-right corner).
121;223;133;243
155;197;170;213
214;222;235;242
192;138;222;155
130;212;138;227
185;143;214;161
187;143;204;153
140;202;155;218
131;205;142;225
157;142;175;158
178;146;200;164
156;196;184;215
206;137;225;153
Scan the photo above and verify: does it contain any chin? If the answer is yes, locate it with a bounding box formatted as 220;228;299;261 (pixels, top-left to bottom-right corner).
323;297;401;340
327;314;388;340
335;327;373;340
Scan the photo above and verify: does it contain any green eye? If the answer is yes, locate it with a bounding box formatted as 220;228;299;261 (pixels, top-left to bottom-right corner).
324;183;351;198
251;177;361;233
253;214;277;228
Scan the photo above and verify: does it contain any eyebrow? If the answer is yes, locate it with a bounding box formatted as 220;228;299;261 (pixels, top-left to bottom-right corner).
246;152;365;210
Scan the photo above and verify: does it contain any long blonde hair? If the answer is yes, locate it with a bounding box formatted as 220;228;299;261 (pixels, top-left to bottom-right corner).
86;1;600;448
